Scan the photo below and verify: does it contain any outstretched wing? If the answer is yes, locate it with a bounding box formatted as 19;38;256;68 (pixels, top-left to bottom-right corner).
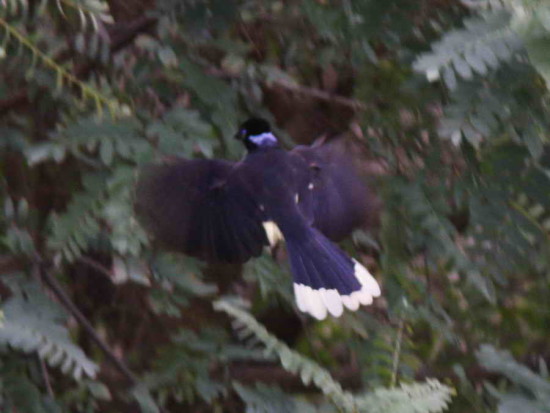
292;141;372;241
134;158;269;263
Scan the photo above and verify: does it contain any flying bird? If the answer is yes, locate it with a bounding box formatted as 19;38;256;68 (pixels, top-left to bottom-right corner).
135;118;381;320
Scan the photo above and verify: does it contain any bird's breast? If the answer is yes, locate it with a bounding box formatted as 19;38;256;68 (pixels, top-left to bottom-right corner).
242;149;305;221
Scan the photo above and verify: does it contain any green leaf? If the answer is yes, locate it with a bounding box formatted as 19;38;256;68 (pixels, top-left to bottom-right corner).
476;345;550;400
131;385;160;413
525;36;550;87
180;58;235;106
467;271;496;303
453;56;473;79
354;380;454;413
99;138;114;165
158;46;178;67
214;299;454;413
0;286;99;380
196;377;225;403
497;395;543;413
2;371;50;413
233;382;297;413
25;143;66;165
85;381;112;401
413;11;519;82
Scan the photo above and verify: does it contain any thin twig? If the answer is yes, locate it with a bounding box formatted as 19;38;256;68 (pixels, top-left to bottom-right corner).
1;13;363;115
270;79;367;111
35;258;137;385
77;256;113;281
390;316;405;388
424;254;431;296
38;355;54;398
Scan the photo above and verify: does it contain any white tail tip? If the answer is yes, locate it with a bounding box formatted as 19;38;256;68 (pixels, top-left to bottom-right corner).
293;260;381;319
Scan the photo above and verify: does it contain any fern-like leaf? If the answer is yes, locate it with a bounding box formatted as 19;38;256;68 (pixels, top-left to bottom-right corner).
476;345;550;411
233;382;300;413
413;10;521;87
214;299;356;409
0;17;123;117
214;299;454;413
56;0;112;30
0;287;98;380
476;345;550;404
48;174;105;262
48;169;148;262
243;255;294;304
354;380;455;413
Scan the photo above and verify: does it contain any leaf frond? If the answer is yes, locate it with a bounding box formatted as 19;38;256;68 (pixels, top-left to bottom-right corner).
0;17;123;117
214;299;454;413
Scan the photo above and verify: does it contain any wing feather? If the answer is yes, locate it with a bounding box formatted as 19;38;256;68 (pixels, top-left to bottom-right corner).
291;141;373;241
134;158;268;263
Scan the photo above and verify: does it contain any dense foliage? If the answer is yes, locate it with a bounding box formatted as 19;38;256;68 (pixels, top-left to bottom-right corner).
1;0;550;411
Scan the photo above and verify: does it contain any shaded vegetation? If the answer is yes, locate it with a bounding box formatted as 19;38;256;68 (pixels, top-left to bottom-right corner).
1;0;550;411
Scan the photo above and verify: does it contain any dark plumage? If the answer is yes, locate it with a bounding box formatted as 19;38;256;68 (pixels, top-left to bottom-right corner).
134;118;380;319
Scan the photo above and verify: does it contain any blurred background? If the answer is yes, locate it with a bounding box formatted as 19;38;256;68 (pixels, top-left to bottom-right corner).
1;0;550;412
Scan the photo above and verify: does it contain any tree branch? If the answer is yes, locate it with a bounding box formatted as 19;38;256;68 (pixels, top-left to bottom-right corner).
270;79;367;111
77;256;114;281
36;259;138;385
1;14;364;116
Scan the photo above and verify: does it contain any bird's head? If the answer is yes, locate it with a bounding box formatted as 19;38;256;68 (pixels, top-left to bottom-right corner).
235;118;279;151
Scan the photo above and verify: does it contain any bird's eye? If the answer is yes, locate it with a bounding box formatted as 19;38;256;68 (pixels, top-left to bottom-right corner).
235;129;247;141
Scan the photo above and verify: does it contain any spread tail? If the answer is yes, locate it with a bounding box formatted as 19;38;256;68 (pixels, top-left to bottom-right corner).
286;228;381;320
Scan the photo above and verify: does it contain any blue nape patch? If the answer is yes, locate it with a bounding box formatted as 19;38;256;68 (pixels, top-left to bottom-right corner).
249;132;278;147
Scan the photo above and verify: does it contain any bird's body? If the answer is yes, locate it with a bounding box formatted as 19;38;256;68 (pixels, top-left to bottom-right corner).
135;118;381;319
237;147;312;233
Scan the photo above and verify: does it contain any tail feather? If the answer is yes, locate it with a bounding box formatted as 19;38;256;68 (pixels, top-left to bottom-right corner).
286;228;381;320
293;244;335;319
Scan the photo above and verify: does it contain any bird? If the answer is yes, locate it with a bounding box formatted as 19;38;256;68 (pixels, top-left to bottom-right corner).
134;117;381;320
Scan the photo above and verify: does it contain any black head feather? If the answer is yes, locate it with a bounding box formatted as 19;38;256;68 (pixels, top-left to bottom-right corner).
235;118;278;151
236;118;271;140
